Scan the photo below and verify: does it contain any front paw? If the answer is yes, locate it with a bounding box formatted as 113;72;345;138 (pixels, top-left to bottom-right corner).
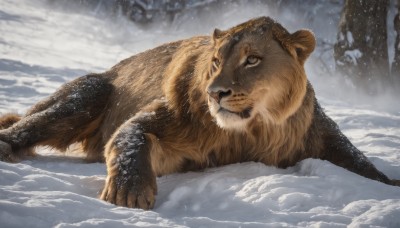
100;173;157;209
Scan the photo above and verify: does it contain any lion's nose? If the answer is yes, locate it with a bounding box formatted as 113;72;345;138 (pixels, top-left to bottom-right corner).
207;89;232;103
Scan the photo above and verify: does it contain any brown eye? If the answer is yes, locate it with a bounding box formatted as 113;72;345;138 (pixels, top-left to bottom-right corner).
212;57;220;71
246;55;260;66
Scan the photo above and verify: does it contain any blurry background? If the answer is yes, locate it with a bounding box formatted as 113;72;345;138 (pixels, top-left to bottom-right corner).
1;0;399;113
47;0;400;93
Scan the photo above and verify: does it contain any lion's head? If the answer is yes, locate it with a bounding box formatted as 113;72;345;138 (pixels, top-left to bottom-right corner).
205;17;316;130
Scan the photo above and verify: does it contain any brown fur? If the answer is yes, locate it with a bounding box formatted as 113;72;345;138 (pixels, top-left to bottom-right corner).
0;114;35;161
0;113;20;130
0;17;397;210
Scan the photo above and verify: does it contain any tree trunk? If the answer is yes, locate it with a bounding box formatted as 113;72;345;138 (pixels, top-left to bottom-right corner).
334;0;390;94
392;0;400;87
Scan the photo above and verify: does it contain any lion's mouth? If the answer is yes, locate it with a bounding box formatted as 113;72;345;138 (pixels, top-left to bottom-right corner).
217;107;252;119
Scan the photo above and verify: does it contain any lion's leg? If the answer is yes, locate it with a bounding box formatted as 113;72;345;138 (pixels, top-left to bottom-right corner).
321;117;396;185
0;74;112;162
100;101;181;209
101;120;157;209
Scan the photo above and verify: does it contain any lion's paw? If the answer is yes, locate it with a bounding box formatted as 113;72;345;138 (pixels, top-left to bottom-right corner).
100;174;157;210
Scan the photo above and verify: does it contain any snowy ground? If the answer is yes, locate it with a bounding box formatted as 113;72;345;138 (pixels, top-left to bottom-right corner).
1;0;400;227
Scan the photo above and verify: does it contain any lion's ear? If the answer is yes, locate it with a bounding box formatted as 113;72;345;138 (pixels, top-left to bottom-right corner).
289;29;316;65
273;25;316;65
213;28;223;43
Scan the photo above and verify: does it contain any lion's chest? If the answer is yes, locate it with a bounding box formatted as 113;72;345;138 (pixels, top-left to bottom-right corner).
196;132;267;166
199;126;306;168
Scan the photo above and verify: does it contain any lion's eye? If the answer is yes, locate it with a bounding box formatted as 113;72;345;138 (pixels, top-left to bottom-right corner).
245;56;261;67
212;58;220;71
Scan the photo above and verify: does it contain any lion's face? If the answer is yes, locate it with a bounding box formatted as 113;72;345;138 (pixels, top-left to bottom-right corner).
205;17;315;130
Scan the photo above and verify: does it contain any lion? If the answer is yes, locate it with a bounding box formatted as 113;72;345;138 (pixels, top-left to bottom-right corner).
0;17;398;210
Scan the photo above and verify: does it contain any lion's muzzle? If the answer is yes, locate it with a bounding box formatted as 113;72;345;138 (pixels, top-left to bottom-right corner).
207;87;232;104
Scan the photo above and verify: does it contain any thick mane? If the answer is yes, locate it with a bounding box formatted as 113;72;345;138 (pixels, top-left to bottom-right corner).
246;83;319;167
162;36;213;122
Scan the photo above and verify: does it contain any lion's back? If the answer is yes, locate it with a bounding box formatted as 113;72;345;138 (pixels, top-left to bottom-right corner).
99;36;211;139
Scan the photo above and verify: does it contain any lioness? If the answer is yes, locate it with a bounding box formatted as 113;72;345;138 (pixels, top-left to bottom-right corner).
0;17;398;210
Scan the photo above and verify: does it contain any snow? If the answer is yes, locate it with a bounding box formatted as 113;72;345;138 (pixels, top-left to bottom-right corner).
344;49;363;65
347;31;354;45
1;0;400;227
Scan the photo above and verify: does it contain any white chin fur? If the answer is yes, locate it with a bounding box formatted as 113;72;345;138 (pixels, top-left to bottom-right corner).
209;105;250;131
215;113;249;130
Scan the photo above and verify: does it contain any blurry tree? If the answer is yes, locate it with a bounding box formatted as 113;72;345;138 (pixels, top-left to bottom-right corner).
334;0;390;94
392;0;400;87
